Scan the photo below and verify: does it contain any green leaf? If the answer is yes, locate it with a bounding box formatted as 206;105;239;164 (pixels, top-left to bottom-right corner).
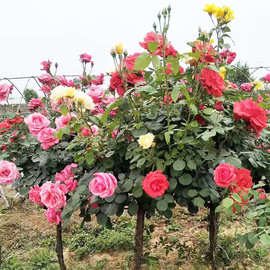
187;189;198;198
232;193;242;203
193;197;205;207
97;213;109;225
156;159;165;171
120;178;133;192
128;201;138;216
101;99;121;124
203;108;214;115
173;159;186;171
137;158;146;168
179;174;192;186
187;159;196;170
260;234;270;248
157;200;168;211
137;85;157;94
85;151;95;166
59;104;68;116
165;131;171;145
199;188;210;198
133;185;143;198
168;178;177;192
148;42;158;53
225;157;242;168
101;203;118;216
134;52;151;70
222;197;234;208
171;85;180;103
115;194;128;204
131;128;148;138
152;55;161;68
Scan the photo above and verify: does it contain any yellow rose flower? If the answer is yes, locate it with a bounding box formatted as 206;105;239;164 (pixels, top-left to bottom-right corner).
73;90;95;110
209;39;214;44
50;86;75;103
223;6;234;22
203;4;217;15
253;81;263;91
138;133;155;149
214;7;224;19
115;43;123;55
219;67;226;79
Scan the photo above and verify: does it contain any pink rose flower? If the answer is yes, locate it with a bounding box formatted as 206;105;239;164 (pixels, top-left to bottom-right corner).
89;172;118;198
0;160;20;185
24;113;50;136
263;73;270;83
88;85;105;103
91;73;104;85
257;188;266;200
0;84;12;102
28;98;43;111
81;125;99;137
55;163;78;193
40;60;52;71
214;163;238;188
240;83;252;92
55;113;74;129
80;53;92;63
40;182;66;210
45;208;62;225
37;128;59;150
41;84;52;94
29;185;43;206
102;95;116;106
38;73;53;84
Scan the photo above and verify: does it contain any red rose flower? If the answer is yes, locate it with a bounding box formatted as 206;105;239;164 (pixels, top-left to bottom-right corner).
234;99;267;137
215;101;224;111
193;41;217;63
229;168;253;193
200;68;226;97
214;163;238;188
142;170;169;198
91;73;104;85
140;32;178;57
110;72;125;96
125;53;141;71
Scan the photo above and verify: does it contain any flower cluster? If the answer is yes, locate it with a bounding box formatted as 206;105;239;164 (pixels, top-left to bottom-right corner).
29;163;78;224
214;163;256;213
24;113;59;150
203;4;234;22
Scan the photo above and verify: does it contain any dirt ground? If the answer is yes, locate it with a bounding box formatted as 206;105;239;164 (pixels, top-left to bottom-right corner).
0;186;269;270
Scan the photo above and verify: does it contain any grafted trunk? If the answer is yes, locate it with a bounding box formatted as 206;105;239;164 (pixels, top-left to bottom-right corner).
56;223;67;270
133;203;145;270
209;203;219;270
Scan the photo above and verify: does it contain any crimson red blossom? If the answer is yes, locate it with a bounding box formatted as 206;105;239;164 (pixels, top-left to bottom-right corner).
142;170;169;198
214;163;238;188
234;98;268;137
192;41;217;63
124;53;141;71
140;32;178;57
80;53;92;63
200;68;226;97
40;60;52;71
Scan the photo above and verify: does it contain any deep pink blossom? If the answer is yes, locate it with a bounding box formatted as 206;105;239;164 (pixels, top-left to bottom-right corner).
37;128;59;150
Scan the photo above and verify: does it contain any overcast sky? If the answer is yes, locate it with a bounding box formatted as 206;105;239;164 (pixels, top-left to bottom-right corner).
0;0;269;80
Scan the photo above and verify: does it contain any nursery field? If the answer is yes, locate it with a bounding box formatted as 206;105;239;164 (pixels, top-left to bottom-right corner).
0;187;269;270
